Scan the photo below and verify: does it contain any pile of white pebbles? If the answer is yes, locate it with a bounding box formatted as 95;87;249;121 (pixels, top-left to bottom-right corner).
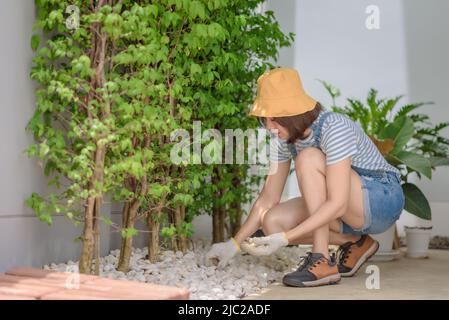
43;239;310;300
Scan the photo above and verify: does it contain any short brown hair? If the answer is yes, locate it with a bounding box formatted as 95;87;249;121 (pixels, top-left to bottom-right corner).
258;102;322;144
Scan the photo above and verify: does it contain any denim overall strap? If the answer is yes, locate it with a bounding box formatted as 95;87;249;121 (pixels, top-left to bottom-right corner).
288;141;297;157
287;110;333;158
312;110;334;147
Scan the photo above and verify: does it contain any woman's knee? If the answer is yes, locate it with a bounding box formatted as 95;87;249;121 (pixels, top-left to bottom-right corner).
295;147;326;173
261;208;280;235
261;197;308;235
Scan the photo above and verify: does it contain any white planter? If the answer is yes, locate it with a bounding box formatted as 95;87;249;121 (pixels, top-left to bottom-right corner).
405;226;432;258
371;224;396;253
369;224;399;261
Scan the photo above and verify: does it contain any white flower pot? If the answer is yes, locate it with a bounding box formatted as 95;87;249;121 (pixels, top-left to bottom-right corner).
369;224;400;261
404;226;432;258
371;224;396;253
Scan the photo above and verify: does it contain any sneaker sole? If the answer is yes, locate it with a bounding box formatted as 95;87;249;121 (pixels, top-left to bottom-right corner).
340;240;380;277
283;273;342;288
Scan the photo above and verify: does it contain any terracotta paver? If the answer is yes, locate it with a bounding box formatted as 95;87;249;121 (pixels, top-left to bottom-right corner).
0;293;36;300
0;267;189;300
0;274;72;288
84;278;190;299
0;281;59;299
6;267;98;283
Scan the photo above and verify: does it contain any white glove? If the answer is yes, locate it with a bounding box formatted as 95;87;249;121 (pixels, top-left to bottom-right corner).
205;237;241;269
241;232;289;256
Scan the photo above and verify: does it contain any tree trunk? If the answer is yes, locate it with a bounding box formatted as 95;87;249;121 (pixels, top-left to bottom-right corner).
230;201;242;237
79;145;106;274
117;134;150;270
171;233;178;251
147;209;161;263
79;198;95;274
230;174;243;237
174;204;188;252
78;1;108;274
212;208;219;243
211;167;226;243
117;199;139;272
219;204;226;240
212;203;226;243
92;197;101;275
118;201;129;264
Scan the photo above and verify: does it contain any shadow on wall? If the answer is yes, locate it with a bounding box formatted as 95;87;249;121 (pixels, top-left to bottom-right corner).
398;0;449;236
266;0;296;68
402;0;449;202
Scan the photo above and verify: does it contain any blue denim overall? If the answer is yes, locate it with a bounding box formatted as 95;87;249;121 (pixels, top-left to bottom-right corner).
288;111;405;235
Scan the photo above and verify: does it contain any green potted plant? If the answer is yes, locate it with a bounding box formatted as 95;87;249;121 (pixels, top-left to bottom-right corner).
320;80;449;259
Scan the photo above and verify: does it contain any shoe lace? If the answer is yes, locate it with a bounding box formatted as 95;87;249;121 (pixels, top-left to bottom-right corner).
337;242;353;265
296;252;316;271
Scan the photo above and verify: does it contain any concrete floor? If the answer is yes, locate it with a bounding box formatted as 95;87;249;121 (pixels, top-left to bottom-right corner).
244;249;449;300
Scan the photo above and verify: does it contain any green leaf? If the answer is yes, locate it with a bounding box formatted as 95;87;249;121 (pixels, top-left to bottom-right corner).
149;183;170;198
39;213;53;226
26;144;39;157
189;1;206;19
394;102;431;120
402;183;431;220
317;79;340;99
173;193;194;205
31;34;40;51
429;156;449;167
103;216;113;226
120;227;139;239
190;63;202;75
379;116;414;153
391;151;432;179
161;225;177;238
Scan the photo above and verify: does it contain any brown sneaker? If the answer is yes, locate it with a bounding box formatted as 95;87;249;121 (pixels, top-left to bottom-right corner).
282;252;341;287
337;235;379;277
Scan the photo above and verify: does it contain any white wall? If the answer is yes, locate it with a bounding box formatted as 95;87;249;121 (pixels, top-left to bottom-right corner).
0;0;74;272
398;0;449;235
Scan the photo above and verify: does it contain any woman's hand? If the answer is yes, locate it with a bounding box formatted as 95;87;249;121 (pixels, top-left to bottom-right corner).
241;232;289;256
205;238;241;269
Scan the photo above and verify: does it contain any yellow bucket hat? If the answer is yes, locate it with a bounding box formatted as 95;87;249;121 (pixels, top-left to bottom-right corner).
249;67;317;117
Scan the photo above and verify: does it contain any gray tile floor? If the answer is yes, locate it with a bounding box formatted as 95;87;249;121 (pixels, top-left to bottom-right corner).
244;249;449;300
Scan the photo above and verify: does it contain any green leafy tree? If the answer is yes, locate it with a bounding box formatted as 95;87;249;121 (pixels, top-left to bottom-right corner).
185;0;294;243
27;0;294;275
27;0;132;274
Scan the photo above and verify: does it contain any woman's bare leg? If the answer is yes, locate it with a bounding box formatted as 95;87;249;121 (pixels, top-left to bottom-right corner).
295;148;332;257
293;147;365;257
261;196;360;246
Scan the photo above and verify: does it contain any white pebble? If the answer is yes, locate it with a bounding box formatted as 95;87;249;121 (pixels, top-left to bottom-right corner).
42;239;308;300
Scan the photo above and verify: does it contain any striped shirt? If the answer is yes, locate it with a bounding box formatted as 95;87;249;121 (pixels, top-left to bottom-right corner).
268;108;401;177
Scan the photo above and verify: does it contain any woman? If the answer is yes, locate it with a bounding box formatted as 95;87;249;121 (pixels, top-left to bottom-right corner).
205;68;405;288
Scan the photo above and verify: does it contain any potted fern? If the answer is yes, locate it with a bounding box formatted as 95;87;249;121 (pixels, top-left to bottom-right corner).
320;81;449;259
